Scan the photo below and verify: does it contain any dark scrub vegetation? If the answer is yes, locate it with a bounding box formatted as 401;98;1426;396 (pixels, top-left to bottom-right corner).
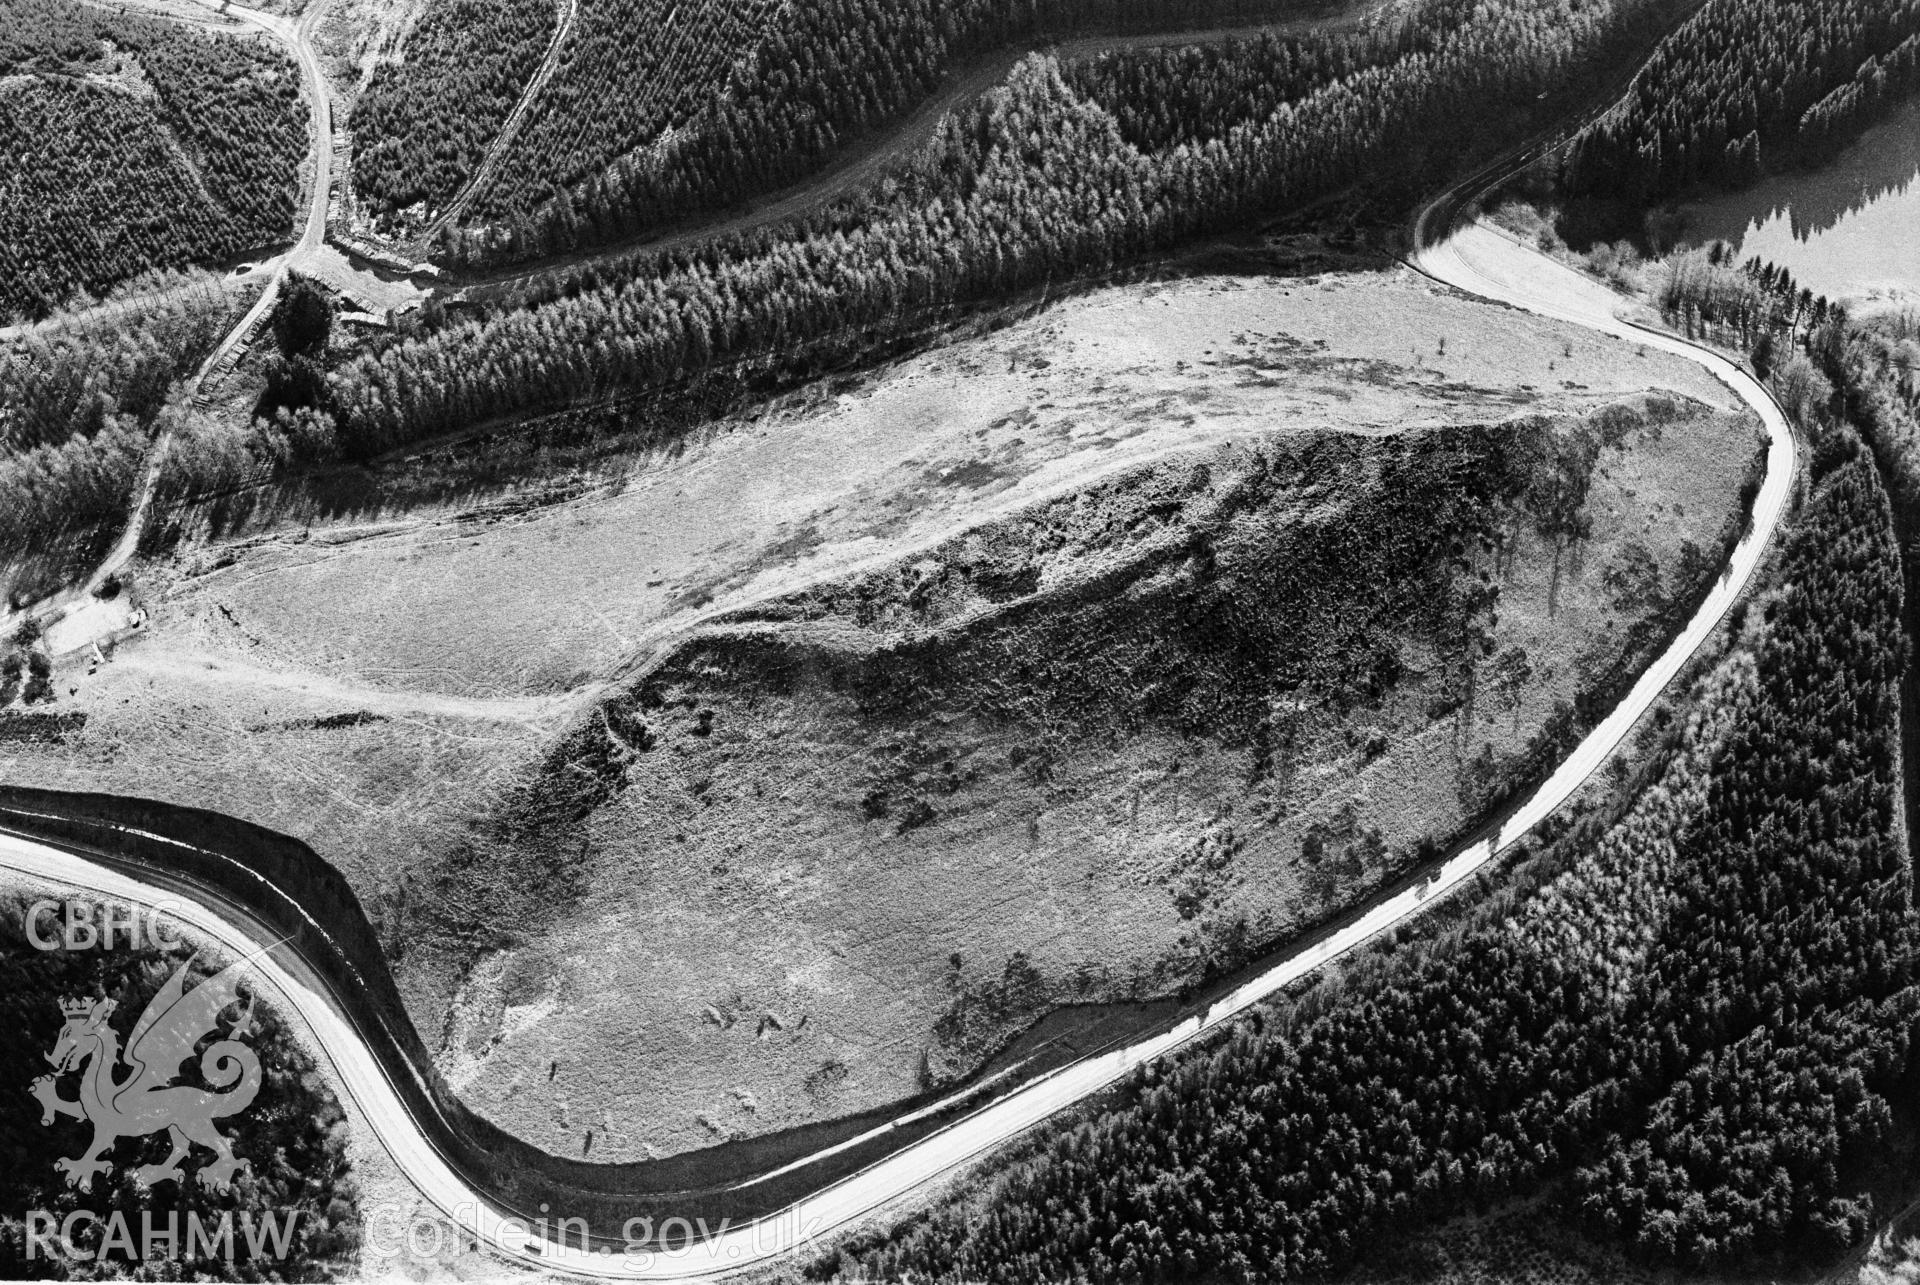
823;93;1920;1275
396;404;1749;1034
826;432;1920;1280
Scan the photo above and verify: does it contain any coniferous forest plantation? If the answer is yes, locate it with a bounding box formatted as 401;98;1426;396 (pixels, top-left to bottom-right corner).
0;0;306;319
4;0;1920;1277
311;0;1713;455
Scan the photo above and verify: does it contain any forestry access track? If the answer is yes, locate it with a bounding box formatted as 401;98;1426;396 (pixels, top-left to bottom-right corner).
409;0;582;251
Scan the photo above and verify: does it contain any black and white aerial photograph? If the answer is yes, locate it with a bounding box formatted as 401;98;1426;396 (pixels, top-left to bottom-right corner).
0;0;1918;1278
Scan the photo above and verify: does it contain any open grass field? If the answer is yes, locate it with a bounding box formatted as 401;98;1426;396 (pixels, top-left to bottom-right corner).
0;267;1759;1165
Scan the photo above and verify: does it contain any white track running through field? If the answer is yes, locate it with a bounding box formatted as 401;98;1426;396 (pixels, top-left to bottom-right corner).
0;221;1793;1277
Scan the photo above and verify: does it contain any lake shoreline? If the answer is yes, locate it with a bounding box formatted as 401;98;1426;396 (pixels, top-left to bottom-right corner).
1681;96;1920;314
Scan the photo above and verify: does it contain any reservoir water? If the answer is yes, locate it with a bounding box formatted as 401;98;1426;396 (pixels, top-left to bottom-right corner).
1682;96;1920;313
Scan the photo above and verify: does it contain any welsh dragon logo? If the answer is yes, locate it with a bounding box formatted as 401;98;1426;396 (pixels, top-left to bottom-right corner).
31;955;263;1193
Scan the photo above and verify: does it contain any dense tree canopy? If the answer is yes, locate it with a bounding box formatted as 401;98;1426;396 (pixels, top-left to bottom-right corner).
444;0;1423;263
350;0;557;218
1565;0;1920;199
1;279;235;455
0;281;244;584
459;0;770;240
0;0;306;317
821;148;1920;1285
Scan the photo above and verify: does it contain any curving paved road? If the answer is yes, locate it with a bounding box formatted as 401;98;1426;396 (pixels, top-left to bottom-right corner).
0;201;1796;1276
